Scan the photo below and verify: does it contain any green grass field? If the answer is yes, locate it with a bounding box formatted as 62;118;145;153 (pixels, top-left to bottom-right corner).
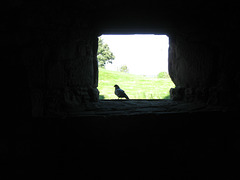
98;68;175;99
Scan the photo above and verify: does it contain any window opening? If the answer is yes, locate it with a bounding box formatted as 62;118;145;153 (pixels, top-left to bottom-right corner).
98;34;174;100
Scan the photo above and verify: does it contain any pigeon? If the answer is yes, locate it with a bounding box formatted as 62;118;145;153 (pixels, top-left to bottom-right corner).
114;85;129;99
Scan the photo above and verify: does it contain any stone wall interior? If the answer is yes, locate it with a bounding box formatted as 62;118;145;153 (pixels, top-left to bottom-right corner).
4;1;240;116
3;1;240;179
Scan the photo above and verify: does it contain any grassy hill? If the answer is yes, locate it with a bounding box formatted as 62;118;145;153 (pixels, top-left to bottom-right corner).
98;68;175;99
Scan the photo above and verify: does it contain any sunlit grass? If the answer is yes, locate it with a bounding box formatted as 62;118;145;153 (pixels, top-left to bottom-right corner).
98;68;175;99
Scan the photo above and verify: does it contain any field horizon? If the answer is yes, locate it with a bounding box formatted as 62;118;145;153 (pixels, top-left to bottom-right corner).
98;68;175;99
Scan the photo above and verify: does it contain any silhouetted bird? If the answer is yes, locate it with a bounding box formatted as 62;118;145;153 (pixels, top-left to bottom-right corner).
114;85;129;99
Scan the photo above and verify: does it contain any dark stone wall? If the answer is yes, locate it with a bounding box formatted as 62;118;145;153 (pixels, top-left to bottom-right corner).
168;32;222;102
25;29;99;117
4;2;100;117
168;4;240;105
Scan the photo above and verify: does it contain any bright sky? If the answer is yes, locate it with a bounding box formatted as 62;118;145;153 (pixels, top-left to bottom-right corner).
101;34;169;77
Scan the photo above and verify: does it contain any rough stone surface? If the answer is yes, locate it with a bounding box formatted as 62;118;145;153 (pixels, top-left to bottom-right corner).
21;21;100;116
168;28;240;105
44;99;232;117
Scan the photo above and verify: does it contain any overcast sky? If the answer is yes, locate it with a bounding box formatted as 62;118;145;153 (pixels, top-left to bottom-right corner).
101;35;169;76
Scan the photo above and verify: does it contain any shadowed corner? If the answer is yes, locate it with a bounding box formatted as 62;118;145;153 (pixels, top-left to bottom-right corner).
99;95;105;100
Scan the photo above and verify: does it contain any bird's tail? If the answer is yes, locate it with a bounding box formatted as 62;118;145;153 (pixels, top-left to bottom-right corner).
125;95;129;99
